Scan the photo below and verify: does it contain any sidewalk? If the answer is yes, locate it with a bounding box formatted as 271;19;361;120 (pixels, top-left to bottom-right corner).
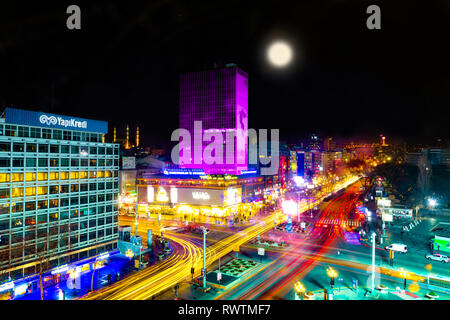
309;287;449;300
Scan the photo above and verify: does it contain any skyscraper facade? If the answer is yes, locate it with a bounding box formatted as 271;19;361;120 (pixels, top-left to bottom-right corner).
0;108;119;282
179;65;248;175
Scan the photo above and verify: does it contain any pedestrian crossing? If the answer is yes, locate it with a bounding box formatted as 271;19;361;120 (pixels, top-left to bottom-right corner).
274;219;362;233
274;223;304;233
315;219;362;228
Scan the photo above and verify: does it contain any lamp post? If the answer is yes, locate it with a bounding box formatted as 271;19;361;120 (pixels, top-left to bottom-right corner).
90;262;97;292
125;248;134;272
201;226;208;290
326;266;338;289
371;232;376;292
294;281;306;300
400;268;409;290
134;203;138;237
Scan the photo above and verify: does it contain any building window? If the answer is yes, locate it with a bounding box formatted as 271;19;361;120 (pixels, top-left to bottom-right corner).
25;187;36;196
0;173;10;183
38;144;48;153
18;126;29;137
13;143;24;152
53;130;62;140
48;158;59;167
12;173;23;182
63;131;72;140
37;200;48;210
25;201;36;211
50;144;59;153
49;185;59;194
38;158;48;167
0;158;10;167
11;188;23;198
5;125;17;137
71;158;79;167
37;186;48;195
30;127;41;138
60;172;69;180
13;158;24;167
25;172;36;181
42;129;52;139
26;158;36;167
26;143;37;153
0;188;9;198
0;142;10;152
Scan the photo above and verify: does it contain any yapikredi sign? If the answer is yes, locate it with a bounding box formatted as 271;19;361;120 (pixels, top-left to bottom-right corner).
4;107;108;134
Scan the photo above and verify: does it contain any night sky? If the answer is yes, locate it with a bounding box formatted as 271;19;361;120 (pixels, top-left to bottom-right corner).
0;1;448;147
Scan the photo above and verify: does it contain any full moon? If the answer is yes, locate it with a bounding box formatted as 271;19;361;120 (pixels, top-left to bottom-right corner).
267;41;293;67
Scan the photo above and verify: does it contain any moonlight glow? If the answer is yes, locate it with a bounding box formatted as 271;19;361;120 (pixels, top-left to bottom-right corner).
267;41;293;67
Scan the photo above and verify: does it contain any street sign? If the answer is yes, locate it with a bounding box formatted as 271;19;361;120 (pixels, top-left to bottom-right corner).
258;247;265;256
352;279;358;290
217;272;222;281
191;267;195;274
300;222;306;229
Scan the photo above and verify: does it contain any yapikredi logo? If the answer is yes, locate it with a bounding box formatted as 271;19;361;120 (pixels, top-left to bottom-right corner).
39;114;87;129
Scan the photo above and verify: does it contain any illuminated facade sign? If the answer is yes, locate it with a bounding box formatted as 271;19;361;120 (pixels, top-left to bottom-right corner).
155;187;169;202
5;107;108;133
192;191;210;200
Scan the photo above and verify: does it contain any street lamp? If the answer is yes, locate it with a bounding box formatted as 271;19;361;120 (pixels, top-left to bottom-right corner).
294;281;306;300
326;266;338;288
400;268;409;290
428;198;437;208
200;226;209;290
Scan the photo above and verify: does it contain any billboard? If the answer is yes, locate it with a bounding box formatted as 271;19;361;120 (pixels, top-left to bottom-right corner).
122;156;136;169
145;186;241;207
5;107;108;134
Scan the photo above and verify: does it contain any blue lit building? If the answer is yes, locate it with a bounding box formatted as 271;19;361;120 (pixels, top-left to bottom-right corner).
0;107;119;288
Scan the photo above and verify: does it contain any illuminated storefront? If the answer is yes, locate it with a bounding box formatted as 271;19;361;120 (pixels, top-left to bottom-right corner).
136;170;272;219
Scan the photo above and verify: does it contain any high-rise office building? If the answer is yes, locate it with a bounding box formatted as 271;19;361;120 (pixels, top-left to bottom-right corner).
179;65;248;175
0;107;119;282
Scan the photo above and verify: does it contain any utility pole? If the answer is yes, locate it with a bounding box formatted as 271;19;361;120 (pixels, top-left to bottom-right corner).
201;226;208;290
134;203;138;237
371;232;376;292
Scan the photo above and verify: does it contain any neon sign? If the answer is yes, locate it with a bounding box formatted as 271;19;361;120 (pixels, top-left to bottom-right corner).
192;191;210;200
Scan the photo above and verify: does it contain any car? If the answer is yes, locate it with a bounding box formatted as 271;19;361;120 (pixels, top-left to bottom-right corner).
425;253;450;263
385;243;408;253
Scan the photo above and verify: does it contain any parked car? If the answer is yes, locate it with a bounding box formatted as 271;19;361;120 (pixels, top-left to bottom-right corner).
425;253;450;263
385;243;408;253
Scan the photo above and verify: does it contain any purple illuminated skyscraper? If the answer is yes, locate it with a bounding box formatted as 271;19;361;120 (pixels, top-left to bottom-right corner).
179;64;248;175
